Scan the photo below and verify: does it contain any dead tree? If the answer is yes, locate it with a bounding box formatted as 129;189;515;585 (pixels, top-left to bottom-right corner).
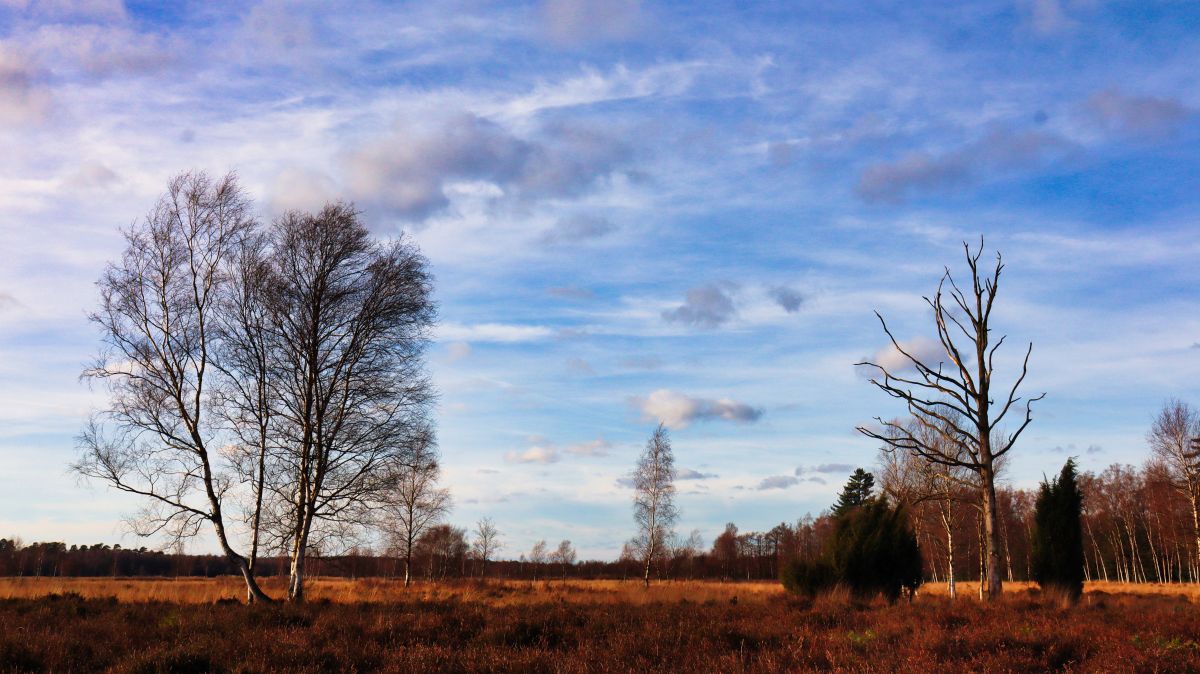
632;423;678;587
1148;399;1200;574
857;240;1043;600
75;171;272;603
382;427;450;587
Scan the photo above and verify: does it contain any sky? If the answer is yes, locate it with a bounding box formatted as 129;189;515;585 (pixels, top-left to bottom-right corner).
1;0;1199;561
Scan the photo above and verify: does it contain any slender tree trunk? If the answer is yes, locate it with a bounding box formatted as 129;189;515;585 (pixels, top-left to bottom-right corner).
977;509;986;600
942;505;956;600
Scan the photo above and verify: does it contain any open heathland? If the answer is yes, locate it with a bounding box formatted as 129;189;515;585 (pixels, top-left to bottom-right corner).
2;580;1200;672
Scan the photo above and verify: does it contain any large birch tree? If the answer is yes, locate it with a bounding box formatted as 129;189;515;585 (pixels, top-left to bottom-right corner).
75;171;272;603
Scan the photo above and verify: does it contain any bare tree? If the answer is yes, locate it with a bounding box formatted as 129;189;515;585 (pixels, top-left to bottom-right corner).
1148;399;1200;571
261;203;436;601
528;539;548;580
211;230;275;584
857;240;1043;600
382;428;450;587
75;171;271;603
551;539;576;581
472;517;501;578
631;423;678;587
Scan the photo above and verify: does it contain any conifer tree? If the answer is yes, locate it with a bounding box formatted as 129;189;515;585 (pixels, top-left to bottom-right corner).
1031;458;1085;600
832;469;876;516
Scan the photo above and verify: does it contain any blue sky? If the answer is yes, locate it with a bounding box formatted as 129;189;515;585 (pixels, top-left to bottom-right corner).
1;0;1198;560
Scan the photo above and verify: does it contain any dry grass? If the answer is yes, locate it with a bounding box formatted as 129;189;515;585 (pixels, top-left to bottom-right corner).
4;587;1200;672
4;576;1198;605
0;576;786;605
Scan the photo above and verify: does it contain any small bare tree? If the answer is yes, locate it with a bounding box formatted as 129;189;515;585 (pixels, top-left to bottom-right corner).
75;171;271;603
528;540;548;581
1148;399;1200;570
472;517;501;578
382;428;450;587
857;241;1043;600
877;417;978;599
632;423;678;587
551;539;576;581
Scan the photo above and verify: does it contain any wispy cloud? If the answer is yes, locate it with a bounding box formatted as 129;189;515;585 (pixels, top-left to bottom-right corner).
540;0;644;46
1085;89;1193;140
856;128;1076;203
438;322;555;343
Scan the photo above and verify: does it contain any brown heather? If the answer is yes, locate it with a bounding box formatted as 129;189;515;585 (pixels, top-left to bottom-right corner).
2;579;1200;672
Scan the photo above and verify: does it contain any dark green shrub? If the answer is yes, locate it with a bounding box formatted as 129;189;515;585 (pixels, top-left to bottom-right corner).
779;558;837;598
827;499;922;602
1032;458;1085;601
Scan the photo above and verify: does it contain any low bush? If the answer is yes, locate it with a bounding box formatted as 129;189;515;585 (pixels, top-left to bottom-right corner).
779;559;836;598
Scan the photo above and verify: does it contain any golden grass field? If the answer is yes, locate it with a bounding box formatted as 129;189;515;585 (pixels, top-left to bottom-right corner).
2;576;1197;604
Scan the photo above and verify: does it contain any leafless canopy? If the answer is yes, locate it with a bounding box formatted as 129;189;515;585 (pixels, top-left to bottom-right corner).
857;241;1043;472
258;204;436;600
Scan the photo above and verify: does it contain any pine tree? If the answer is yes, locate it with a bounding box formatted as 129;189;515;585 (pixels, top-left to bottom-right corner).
832;468;876;516
1031;458;1085;601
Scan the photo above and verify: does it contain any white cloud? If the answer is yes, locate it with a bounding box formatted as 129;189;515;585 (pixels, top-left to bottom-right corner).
865;336;948;374
505;444;560;464
635;388;763;429
438;322;554;343
677;468;718;480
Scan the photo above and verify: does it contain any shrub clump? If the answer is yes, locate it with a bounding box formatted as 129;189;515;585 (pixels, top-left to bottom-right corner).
780;559;837;599
780;470;922;602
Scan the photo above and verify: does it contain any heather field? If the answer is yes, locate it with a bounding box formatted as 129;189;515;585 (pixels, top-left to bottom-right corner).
3;580;1200;673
